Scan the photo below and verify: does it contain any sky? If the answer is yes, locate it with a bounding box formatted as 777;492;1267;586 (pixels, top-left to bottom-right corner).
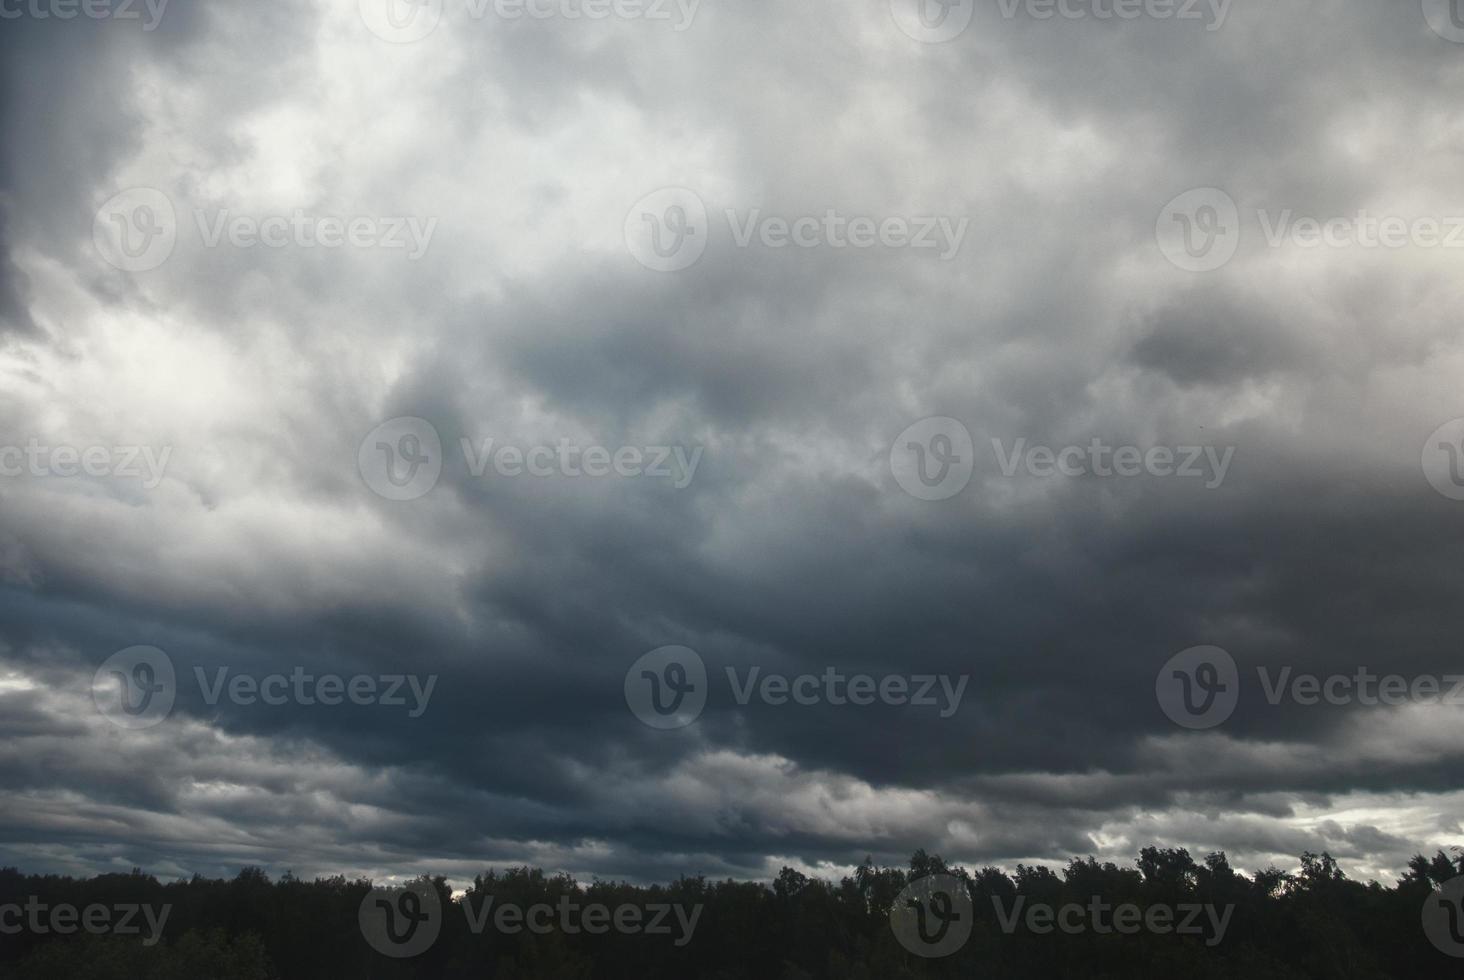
3;0;1464;892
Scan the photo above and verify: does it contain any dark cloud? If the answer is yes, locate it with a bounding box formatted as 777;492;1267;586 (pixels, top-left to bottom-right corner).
0;0;1461;892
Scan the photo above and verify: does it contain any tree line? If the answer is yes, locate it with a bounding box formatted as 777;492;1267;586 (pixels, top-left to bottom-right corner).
1;845;1461;978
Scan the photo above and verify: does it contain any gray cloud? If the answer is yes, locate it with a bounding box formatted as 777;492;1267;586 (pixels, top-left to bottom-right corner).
0;0;1462;893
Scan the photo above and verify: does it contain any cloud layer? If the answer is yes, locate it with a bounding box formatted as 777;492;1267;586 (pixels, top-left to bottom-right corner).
2;0;1464;889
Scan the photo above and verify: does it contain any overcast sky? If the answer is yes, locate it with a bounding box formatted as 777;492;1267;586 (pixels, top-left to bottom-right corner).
3;0;1464;891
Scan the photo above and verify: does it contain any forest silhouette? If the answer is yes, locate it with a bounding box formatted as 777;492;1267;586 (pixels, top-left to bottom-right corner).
2;846;1462;978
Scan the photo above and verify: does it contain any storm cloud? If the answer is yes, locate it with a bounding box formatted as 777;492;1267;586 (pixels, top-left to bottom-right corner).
2;0;1463;891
